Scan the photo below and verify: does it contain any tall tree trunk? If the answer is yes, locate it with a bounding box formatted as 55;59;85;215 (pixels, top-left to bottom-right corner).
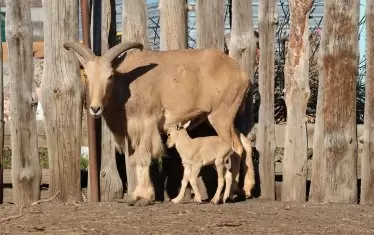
100;0;123;201
195;0;225;200
6;0;41;205
159;0;187;50
196;0;225;50
228;0;257;197
257;0;277;200
159;0;188;201
0;12;3;204
309;0;359;203
361;0;374;205
281;0;312;202
121;0;149;195
42;0;83;203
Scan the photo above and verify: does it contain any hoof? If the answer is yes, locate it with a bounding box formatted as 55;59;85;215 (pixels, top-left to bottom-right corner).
210;199;220;205
194;199;203;204
171;198;181;204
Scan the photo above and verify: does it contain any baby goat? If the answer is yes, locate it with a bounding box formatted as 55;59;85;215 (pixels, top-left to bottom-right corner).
166;121;253;204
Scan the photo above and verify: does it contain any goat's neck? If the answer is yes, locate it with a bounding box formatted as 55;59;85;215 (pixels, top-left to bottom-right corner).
175;130;194;159
102;80;128;136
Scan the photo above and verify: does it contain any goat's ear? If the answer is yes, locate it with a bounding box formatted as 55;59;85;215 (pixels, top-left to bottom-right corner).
183;120;191;129
176;122;183;130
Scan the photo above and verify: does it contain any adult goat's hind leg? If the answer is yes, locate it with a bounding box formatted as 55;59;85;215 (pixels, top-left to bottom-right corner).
208;112;243;196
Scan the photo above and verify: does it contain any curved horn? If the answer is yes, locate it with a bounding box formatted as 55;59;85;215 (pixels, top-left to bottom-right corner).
63;42;96;62
103;42;144;62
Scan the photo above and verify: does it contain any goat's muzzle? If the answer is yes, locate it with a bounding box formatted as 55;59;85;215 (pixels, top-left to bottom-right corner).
89;105;103;118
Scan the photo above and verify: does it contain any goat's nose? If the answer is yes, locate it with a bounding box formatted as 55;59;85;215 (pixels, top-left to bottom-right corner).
90;106;101;114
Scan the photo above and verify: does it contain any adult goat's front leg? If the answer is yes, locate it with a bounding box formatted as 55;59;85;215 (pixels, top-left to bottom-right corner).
208;113;243;195
132;163;155;202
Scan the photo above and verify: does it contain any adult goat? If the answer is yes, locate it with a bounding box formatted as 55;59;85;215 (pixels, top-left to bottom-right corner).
63;41;255;204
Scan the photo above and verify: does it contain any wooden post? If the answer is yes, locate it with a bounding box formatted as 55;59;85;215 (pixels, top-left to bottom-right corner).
5;0;41;205
121;0;149;195
159;0;187;50
257;0;277;200
281;0;312;202
309;0;359;203
100;0;123;201
228;0;257;196
361;0;374;205
159;0;189;201
195;0;225;200
0;5;4;204
196;0;225;50
42;0;83;202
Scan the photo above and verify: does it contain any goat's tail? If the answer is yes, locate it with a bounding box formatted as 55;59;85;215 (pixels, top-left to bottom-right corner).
239;132;255;198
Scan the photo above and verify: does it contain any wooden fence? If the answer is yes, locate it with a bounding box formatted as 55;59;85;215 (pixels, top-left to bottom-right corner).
2;120;365;203
2;0;371;206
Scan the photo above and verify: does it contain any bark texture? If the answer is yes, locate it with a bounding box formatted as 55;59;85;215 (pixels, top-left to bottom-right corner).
0;9;3;204
257;0;277;200
309;0;359;203
228;0;257;197
158;0;189;201
121;0;149;194
194;0;226;200
196;0;225;50
42;0;83;202
6;0;41;205
100;0;123;201
281;0;312;202
361;0;374;205
159;0;187;50
122;0;149;49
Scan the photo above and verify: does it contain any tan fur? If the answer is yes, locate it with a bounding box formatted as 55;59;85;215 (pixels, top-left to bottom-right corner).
64;42;254;202
166;121;234;204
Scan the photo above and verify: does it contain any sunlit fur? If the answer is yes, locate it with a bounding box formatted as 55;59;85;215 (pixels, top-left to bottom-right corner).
65;42;256;203
166;121;234;204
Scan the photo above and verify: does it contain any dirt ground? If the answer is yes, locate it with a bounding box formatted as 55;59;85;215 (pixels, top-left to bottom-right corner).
1;198;374;234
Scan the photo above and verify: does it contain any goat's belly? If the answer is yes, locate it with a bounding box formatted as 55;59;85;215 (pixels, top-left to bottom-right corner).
161;109;207;132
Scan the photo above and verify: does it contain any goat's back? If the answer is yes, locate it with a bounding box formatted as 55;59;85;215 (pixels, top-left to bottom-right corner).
117;48;250;128
192;136;232;159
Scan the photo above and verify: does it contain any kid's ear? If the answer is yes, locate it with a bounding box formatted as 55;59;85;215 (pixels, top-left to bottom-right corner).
176;122;183;130
183;120;191;129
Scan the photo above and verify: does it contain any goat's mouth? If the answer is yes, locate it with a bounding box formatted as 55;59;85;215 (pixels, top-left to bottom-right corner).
90;113;102;119
89;106;104;118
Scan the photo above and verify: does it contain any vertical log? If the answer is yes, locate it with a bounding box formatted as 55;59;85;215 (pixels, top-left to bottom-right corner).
121;0;149;195
5;0;41;205
42;0;83;202
309;0;359;203
159;0;187;50
159;0;189;201
196;0;225;51
0;14;3;204
195;0;225;200
228;0;257;196
281;0;312;202
361;0;374;205
100;0;123;201
257;0;277;200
